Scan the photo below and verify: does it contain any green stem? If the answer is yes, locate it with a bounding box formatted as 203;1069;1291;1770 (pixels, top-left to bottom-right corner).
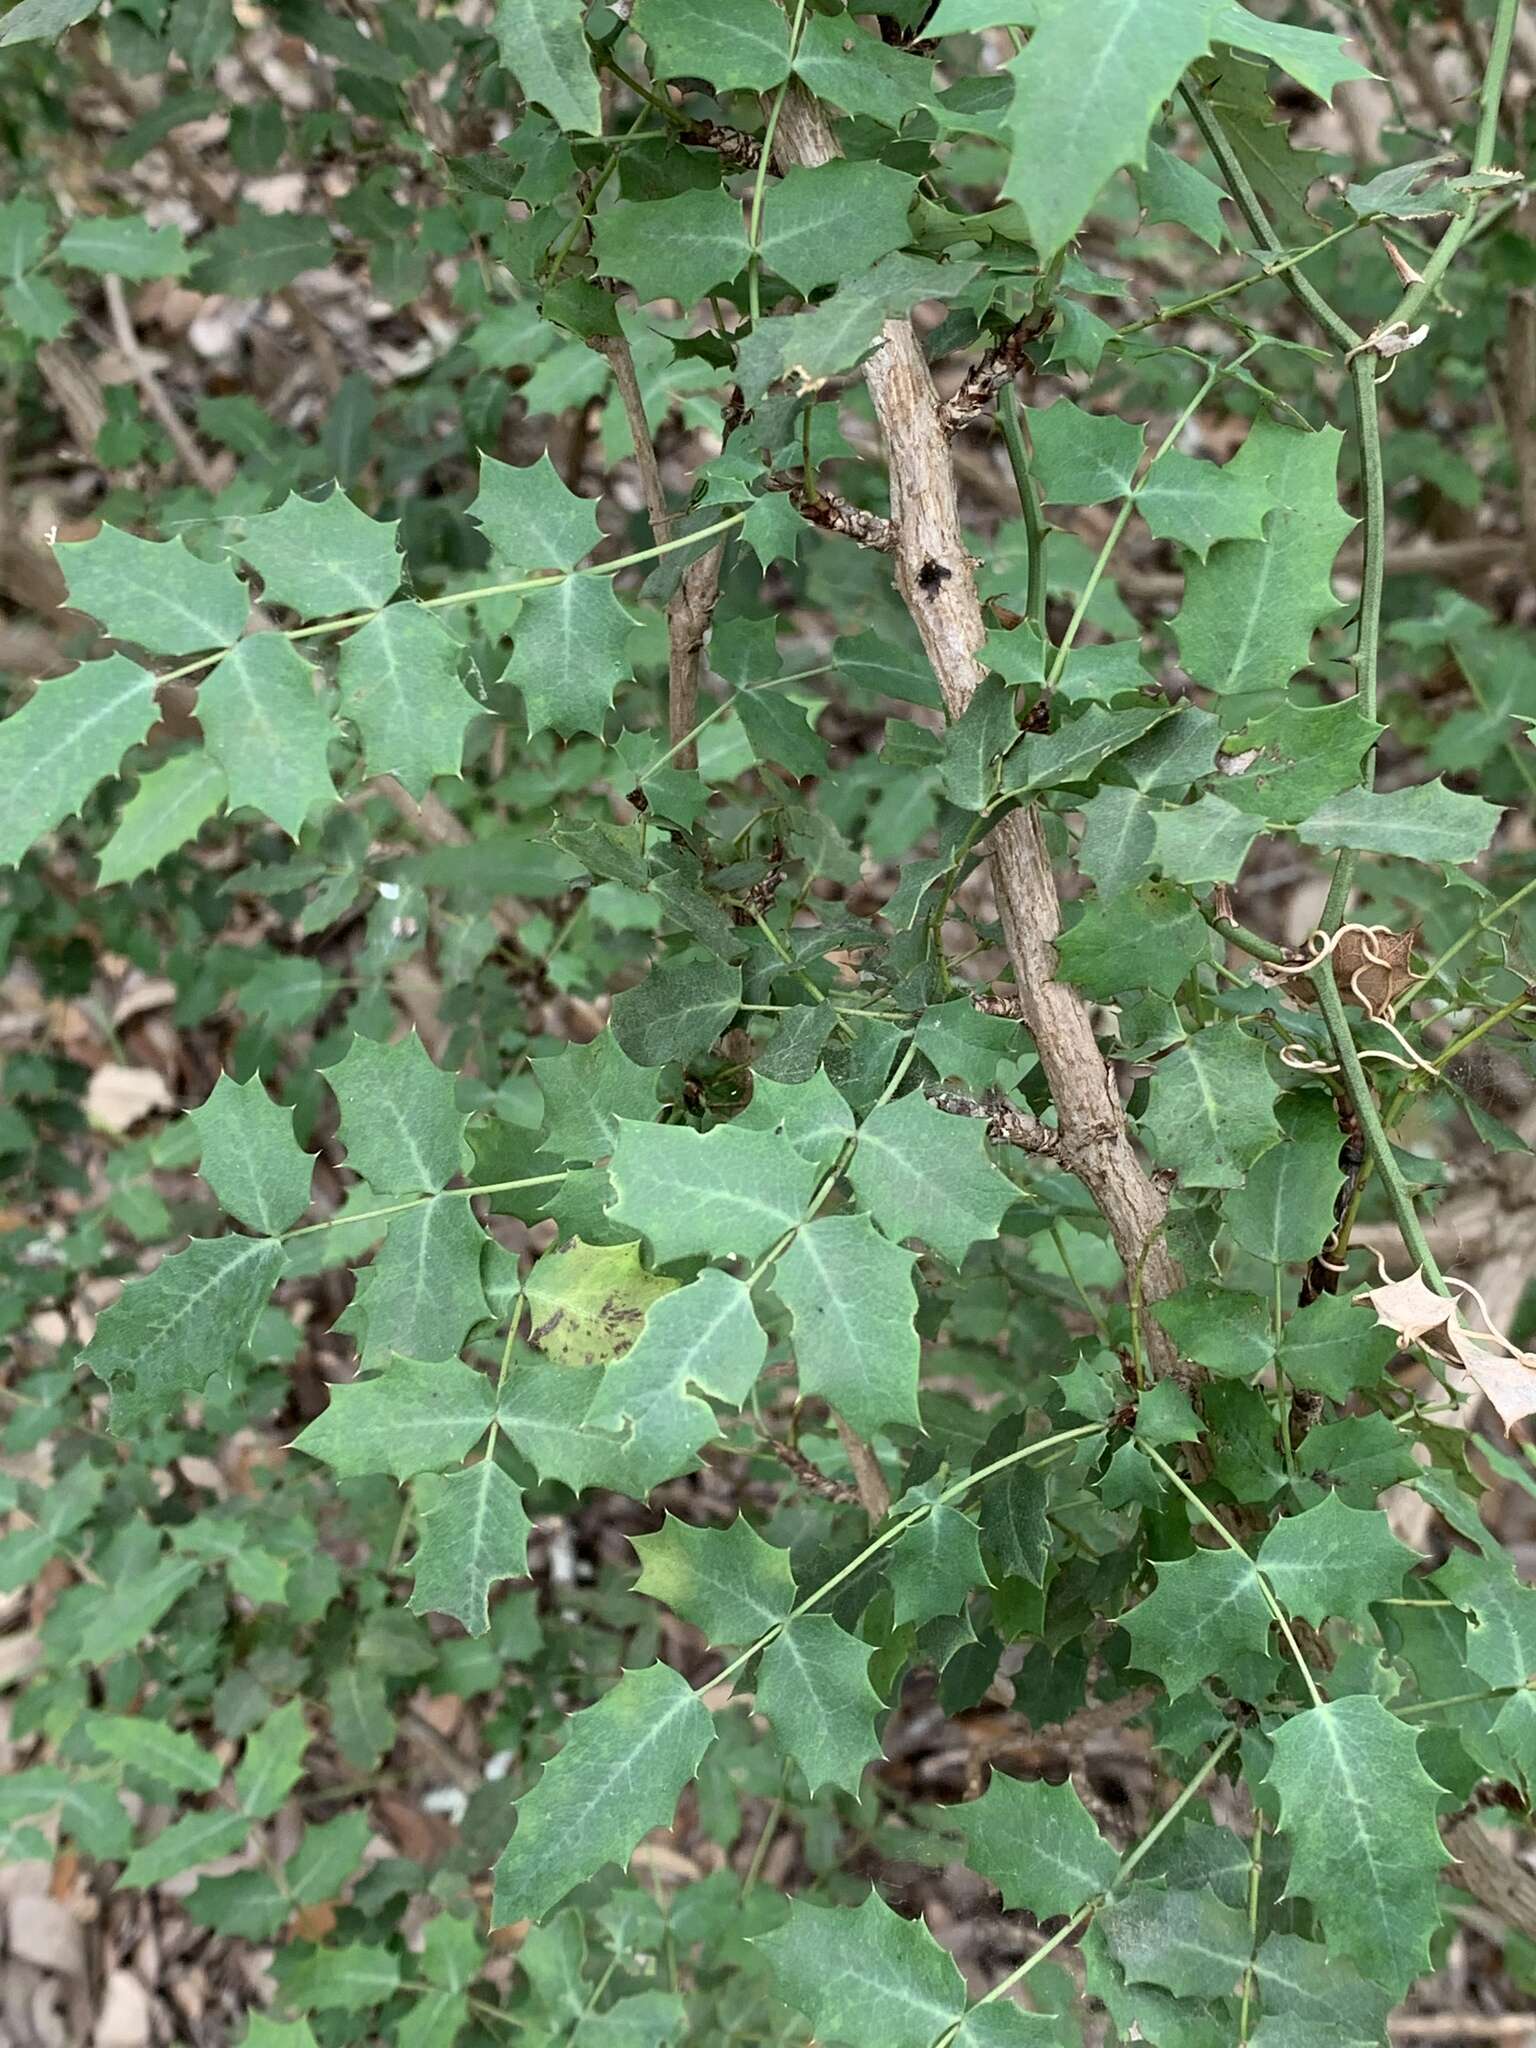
746;0;812;324
1140;1443;1324;1709
1178;81;1360;353
1203;907;1289;967
1386;0;1520;333
146;514;747;691
1123;217;1369;334
705;1422;1105;1695
1319;353;1387;933
998;381;1048;639
1403;870;1536;1003
280;1174;567;1242
1310;960;1444;1286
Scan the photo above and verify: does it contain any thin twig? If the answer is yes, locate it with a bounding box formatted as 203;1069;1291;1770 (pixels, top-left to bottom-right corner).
102;274;219;492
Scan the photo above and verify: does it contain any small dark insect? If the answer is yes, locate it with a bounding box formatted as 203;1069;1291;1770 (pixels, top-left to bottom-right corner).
917;557;952;598
1023;694;1053;733
626;785;649;814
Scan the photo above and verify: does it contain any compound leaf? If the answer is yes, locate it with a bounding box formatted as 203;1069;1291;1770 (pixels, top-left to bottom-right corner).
237;490;401;617
1259;1493;1418;1628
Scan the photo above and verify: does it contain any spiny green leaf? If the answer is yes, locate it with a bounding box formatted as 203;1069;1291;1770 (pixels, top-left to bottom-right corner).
491;0;600;135
631;1513;795;1644
1266;1694;1449;1995
760;160;916;297
1250;1930;1396;2046
526;1237;678;1367
336;602;480;799
197;636;337;839
293;1355;494;1481
235;1698;308;1818
1002;0;1220;260
1216;697;1382;826
236;489;401;617
468;450;602;573
496;1354;640;1495
0;0;101;46
1150;792;1261;883
752;1891;965;2048
1278;1293;1397;1401
1134;139;1228;249
1259;1493;1418;1628
1216;2;1371;99
592;188;746;306
634;0;790;91
342;1197;488;1364
1139;1021;1281;1190
87;1716;223;1794
775;1213;920;1437
608;1120;817;1266
609;955;741;1068
889;1497;984;1628
582;1267;768;1483
1175;417;1354;696
0;655;160;869
58;523;248;654
191;208;334;294
533;1032;660;1164
1057;879;1213;999
1026;399;1144;504
121;1809;251;1889
948;1771;1117;1917
1004;704;1169;798
491;1663;715;1925
85;1233;282;1431
733;1070;855;1170
847;1091;1016;1268
756;1616;884;1800
792;10;935;126
504;574;635;739
1121;1546;1272;1698
190;1072;313;1235
1153;1281;1273;1379
740;252;978;400
1434;1549;1536;1688
1098;1881;1251;2000
97;747;226;884
1296;779;1502;866
323;1031;466;1194
57;213;191;279
409;1460;531;1635
1222;1089;1344;1263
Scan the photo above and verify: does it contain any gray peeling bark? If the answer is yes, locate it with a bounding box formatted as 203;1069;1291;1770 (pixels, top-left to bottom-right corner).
773;89;1182;1377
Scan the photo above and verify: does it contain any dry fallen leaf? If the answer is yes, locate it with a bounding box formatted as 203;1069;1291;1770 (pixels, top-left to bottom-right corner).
1354;1268;1459;1346
84;1064;172;1134
1450;1338;1536;1431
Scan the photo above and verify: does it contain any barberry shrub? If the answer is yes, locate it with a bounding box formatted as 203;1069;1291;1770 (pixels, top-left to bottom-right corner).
2;0;1535;2041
